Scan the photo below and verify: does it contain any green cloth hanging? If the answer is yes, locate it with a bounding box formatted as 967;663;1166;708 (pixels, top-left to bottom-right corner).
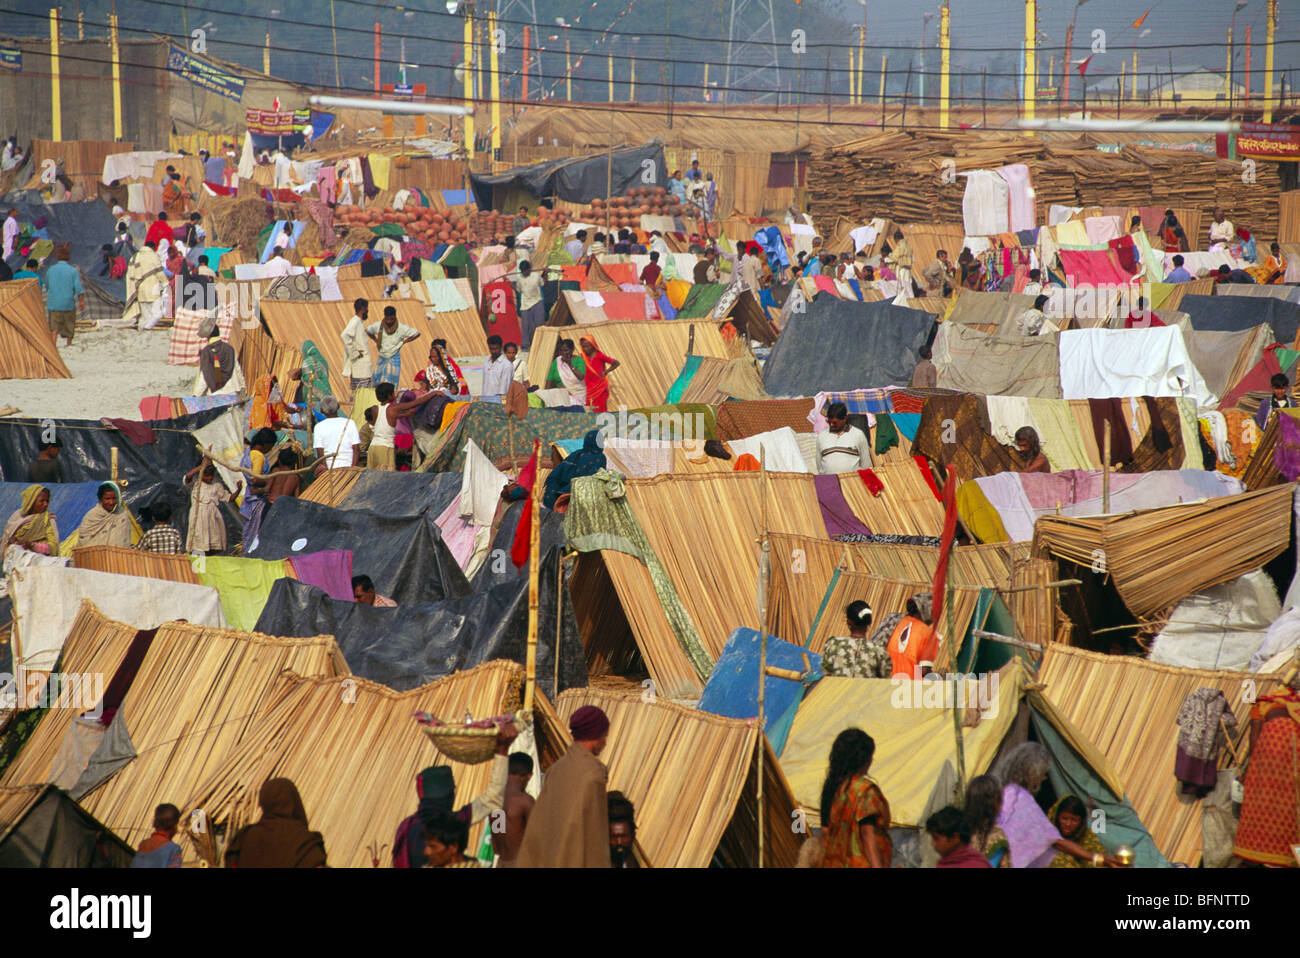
874;413;900;456
666;355;703;404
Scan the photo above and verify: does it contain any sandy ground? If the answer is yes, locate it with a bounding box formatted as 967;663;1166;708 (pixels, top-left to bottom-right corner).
0;327;501;422
1;328;195;421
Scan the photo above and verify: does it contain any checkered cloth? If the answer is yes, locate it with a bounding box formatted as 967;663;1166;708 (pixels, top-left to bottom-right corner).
137;525;185;555
167;302;238;366
809;388;901;431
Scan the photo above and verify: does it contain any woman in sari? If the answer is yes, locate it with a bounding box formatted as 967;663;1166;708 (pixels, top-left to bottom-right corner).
239;428;277;547
1233;680;1300;866
1159;210;1190;253
300;341;332;408
248;375;278;431
1248;241;1288;286
819;728;892;868
224;778;327;868
1048;795;1108;868
578;335;619;414
1;485;59;556
433;340;470;397
76;482;132;548
422;343;459;396
994;742;1116;868
545;339;586;407
542;429;607;510
964;774;1012;868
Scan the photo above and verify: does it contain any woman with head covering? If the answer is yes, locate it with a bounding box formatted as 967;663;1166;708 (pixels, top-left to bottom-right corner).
248;375;278;431
545;339;586;407
224;778;327;868
1;485;59;556
421;342;459;396
964;774;1012;867
994;742;1115;868
1014;426;1050;473
299;340;332;406
1159;210;1190;253
1048;795;1108;867
76;483;132;548
543;429;607;510
819;728;891;868
578;336;619;413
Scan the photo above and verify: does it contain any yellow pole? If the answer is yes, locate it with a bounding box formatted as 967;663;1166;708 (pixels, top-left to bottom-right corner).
264;32;270;76
879;54;888;105
77;11;84;39
630;54;636;101
1131;49;1138;100
49;9;61;142
939;2;951;130
608;52;614;103
848;47;856;106
1024;0;1036;128
565;35;572;101
703;62;709;101
1264;0;1277;122
1226;28;1233;103
489;12;501;155
463;12;475;158
110;13;122;141
858;28;865;104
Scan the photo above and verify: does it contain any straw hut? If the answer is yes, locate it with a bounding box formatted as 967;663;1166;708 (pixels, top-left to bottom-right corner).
551;687;800;867
1037;645;1287;864
338;275;488;359
0;279;73;379
0;603;346;854
181;661;538;867
72;545;202;584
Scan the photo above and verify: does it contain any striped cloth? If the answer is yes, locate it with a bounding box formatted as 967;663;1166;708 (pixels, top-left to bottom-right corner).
167;302;238;366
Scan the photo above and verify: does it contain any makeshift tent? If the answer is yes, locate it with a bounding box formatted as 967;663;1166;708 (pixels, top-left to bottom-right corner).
1184;326;1271;400
1058;327;1217;409
0;279;73;379
761;298;935;396
1148;570;1281;671
779;662;1166;866
1032;485;1293;619
469;142;667;208
932;323;1062;398
180;661;540;867
2;199;125;302
0;784;135;867
336;469;463;517
0;481;101;548
253;553;586;698
1038;645;1287;865
247;497;471;605
7;567;226;673
422;402;602;474
526;319;735;410
552;687;800;867
0;603;344;852
1179;293;1300;347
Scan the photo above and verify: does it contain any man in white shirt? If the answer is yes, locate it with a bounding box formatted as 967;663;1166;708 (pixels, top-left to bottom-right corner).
514;260;545;348
2;209;18;260
340;297;373;393
817;402;872;474
481;334;514;399
313;396;362;469
741;246;765;296
1208;208;1235;249
1021;268;1043;297
263;252;293;277
1014;294;1056;336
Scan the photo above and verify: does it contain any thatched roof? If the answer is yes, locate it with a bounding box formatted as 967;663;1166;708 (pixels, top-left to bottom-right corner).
0;279;73;380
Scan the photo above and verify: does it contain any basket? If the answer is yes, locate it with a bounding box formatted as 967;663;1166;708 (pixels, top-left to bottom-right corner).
420;724;499;764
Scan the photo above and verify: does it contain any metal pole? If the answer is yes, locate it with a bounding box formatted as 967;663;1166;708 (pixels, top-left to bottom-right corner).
1024;0;1037;129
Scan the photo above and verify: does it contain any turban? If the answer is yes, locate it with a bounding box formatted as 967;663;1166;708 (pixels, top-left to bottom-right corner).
569;705;610;742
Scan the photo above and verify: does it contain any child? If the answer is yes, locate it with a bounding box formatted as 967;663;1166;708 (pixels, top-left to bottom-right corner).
422;811;479;868
504;341;527;384
131;803;183;868
137;500;185;555
263;450;302;503
926;806;991;868
184;460;240;555
358;405;377;466
1255;373;1293;431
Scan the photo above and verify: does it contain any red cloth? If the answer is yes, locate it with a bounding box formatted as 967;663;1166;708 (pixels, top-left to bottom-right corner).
145;219;172;248
914;456;943;501
1123;310;1165;329
1108;234;1139;275
936;845;993;868
137;396;175;421
204;181;236;196
891;393;926;415
510;440;541;569
102;417;157;446
639;263;662;287
858;468;885;496
483;279;523;346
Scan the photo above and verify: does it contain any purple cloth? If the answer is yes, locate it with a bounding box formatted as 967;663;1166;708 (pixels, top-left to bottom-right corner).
287;549;354;601
1274;410;1300;481
996;784;1061;868
813;473;871;537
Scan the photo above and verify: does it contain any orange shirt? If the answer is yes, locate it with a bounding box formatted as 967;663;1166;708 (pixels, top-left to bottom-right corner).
887;616;939;679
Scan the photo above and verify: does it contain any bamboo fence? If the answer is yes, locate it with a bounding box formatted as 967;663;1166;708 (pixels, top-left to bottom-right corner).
1032;485;1293;619
0;603;346;853
837;466;946;536
181;661;533;867
72;546;201;584
299;466;365;506
0;279;73;379
525;319;734;409
338;276;487;359
554;687;799;868
1279;190;1300;245
1038;645;1284;865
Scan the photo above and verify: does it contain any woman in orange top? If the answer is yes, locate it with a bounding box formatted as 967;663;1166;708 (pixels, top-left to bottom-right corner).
819;728;892;868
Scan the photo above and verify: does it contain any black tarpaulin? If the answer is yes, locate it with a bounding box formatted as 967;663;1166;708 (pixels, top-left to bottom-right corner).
761;297;937;396
338;469;463;517
470;142;668;208
246;497;471;604
470;499;568;591
0;409;236;545
4;199;125;302
253;554;588;698
0;785;135;868
1178;294;1300;345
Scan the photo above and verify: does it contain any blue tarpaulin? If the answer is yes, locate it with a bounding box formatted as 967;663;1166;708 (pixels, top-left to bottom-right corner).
697;627;822;756
0;481;101;544
753;226;790;271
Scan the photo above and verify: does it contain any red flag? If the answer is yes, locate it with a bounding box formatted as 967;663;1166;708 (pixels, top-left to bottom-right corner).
1077;55;1094;77
1132;10;1150;29
930;465;959;630
509;440;541;569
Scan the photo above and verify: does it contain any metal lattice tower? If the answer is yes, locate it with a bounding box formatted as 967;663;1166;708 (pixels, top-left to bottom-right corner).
725;0;783;103
494;0;538;98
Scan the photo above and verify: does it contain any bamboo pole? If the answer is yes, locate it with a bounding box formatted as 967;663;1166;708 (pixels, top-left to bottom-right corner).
1102;419;1111;514
523;445;541;711
110;13;122;141
756;450;769;869
489;11;501;156
938;2;951;131
463;13;475;159
49;10;62;142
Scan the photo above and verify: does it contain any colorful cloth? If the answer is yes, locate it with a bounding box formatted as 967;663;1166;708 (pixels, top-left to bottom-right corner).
997;783;1061;868
1048;796;1107;868
821;774;892;868
374;352;401;388
1233;690;1300;866
821;635;891;679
